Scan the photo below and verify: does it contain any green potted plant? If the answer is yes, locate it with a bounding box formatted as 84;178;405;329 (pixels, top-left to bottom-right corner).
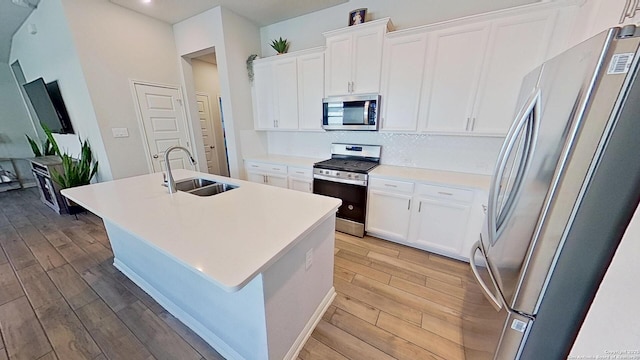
25;134;56;157
270;37;289;54
42;124;98;214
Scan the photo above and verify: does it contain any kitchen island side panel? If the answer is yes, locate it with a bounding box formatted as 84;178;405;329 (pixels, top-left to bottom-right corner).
262;215;336;359
104;220;269;360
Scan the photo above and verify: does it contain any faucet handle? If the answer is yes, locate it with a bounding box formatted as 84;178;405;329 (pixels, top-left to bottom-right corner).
162;172;168;186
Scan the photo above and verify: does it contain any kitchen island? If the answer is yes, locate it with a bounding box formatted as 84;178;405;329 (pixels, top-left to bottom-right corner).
61;169;341;360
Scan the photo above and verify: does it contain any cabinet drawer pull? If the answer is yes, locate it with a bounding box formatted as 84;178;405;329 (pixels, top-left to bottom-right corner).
384;184;397;188
272;167;280;170
251;165;259;168
296;171;304;174
438;191;453;196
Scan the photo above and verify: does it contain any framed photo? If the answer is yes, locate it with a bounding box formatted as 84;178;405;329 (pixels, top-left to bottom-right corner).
349;8;367;26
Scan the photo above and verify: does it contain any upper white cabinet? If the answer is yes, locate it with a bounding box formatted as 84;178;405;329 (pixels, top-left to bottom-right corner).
421;23;490;133
471;12;557;134
379;7;560;135
420;10;557;135
254;58;298;130
379;32;429;131
297;52;325;131
324;18;392;96
253;48;325;131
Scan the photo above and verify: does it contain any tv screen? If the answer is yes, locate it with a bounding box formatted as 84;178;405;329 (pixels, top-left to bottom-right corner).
23;77;74;134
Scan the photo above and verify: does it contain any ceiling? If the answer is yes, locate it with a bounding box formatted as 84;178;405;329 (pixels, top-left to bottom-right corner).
108;0;349;26
0;0;345;63
0;0;38;63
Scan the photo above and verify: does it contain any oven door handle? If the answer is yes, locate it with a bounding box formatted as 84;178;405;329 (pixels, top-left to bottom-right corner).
313;174;367;186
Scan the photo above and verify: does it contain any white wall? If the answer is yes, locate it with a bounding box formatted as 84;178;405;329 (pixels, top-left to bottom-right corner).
567;0;639;47
268;132;502;175
10;0;112;181
0;63;38;182
61;0;182;180
260;0;538;56
191;58;229;176
174;7;266;179
569;202;640;357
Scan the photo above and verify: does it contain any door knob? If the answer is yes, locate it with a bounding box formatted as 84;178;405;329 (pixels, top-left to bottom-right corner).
153;154;159;159
209;145;215;149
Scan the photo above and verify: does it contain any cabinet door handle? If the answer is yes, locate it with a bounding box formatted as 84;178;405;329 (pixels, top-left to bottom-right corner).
408;199;411;210
438;191;453;196
465;117;471;131
263;175;267;183
418;202;422;212
308;183;312;192
471;117;477;131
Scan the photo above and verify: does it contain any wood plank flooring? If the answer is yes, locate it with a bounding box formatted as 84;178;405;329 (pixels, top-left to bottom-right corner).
0;188;495;359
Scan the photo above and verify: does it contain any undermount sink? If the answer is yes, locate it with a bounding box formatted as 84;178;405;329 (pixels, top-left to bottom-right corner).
173;177;237;197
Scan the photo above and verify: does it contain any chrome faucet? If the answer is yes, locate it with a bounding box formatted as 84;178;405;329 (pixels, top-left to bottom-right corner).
163;146;196;194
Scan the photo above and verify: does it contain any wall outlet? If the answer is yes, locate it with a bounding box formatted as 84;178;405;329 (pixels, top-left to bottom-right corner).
305;249;313;270
112;127;129;138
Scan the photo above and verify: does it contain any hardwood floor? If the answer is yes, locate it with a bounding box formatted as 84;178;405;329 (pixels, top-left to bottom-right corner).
0;188;494;359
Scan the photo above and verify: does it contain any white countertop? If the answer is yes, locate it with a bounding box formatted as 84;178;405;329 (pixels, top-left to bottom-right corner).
244;154;323;168
62;170;341;292
371;165;492;191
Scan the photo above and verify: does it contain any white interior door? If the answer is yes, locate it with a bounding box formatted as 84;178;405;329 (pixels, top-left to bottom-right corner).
134;83;192;173
196;93;221;174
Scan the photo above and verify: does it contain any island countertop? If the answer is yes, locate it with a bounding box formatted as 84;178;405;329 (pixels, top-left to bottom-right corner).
61;170;341;292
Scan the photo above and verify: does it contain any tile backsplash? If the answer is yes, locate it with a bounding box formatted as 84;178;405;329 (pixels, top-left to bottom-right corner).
267;131;504;175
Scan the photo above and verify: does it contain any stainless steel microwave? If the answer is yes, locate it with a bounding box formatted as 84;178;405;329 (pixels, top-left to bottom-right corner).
322;94;380;131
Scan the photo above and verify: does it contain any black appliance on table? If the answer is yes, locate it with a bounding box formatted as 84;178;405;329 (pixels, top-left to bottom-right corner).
313;143;381;237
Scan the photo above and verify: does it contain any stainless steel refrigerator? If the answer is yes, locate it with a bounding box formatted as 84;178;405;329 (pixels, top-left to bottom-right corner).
463;26;640;359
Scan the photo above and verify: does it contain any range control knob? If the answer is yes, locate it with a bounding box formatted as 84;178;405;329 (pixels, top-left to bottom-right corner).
336;172;340;176
347;174;352;178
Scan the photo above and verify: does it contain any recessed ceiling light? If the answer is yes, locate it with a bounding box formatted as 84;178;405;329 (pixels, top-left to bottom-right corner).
142;0;152;4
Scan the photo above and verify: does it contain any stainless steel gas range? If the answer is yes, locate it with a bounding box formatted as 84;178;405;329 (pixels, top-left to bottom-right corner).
313;143;381;237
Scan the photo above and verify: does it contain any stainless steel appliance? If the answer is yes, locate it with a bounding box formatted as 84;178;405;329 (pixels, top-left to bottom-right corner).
313;143;381;237
463;26;640;359
322;94;380;131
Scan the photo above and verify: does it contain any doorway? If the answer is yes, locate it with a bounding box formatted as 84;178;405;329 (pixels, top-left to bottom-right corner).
132;82;192;173
189;50;230;177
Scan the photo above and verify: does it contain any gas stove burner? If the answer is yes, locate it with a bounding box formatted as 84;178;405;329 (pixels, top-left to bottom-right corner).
314;158;379;174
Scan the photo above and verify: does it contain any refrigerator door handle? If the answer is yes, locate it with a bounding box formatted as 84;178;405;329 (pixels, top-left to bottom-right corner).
487;90;540;246
469;241;503;312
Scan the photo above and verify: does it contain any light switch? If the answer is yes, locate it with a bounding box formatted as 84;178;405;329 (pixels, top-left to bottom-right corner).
112;127;129;138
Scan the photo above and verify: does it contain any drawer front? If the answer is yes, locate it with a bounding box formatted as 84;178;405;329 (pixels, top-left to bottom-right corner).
369;177;414;193
415;183;473;203
245;161;287;175
288;167;313;178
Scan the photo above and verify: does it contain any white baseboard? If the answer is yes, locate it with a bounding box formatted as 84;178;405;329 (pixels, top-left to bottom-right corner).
284;287;336;360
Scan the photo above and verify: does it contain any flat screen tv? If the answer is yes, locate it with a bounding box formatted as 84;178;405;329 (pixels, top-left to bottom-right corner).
23;77;74;134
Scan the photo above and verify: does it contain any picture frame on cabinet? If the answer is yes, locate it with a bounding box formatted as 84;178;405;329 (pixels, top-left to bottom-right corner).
349;8;367;26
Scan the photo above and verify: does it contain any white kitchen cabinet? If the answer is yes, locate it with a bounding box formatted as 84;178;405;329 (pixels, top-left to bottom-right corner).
471;11;557;134
409;196;472;257
288;166;313;193
419;10;557;135
272;58;299;130
420;22;491;133
324;18;391;96
253;48;325;131
245;161;289;188
253;61;276;130
254;57;299;130
379;32;429;131
409;184;473;258
366;178;414;241
297;52;325;131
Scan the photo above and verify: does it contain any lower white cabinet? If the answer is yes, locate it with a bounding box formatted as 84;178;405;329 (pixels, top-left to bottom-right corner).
366;176;479;261
248;173;288;188
245;161;313;192
409;197;471;256
288;166;313;193
367;189;412;241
